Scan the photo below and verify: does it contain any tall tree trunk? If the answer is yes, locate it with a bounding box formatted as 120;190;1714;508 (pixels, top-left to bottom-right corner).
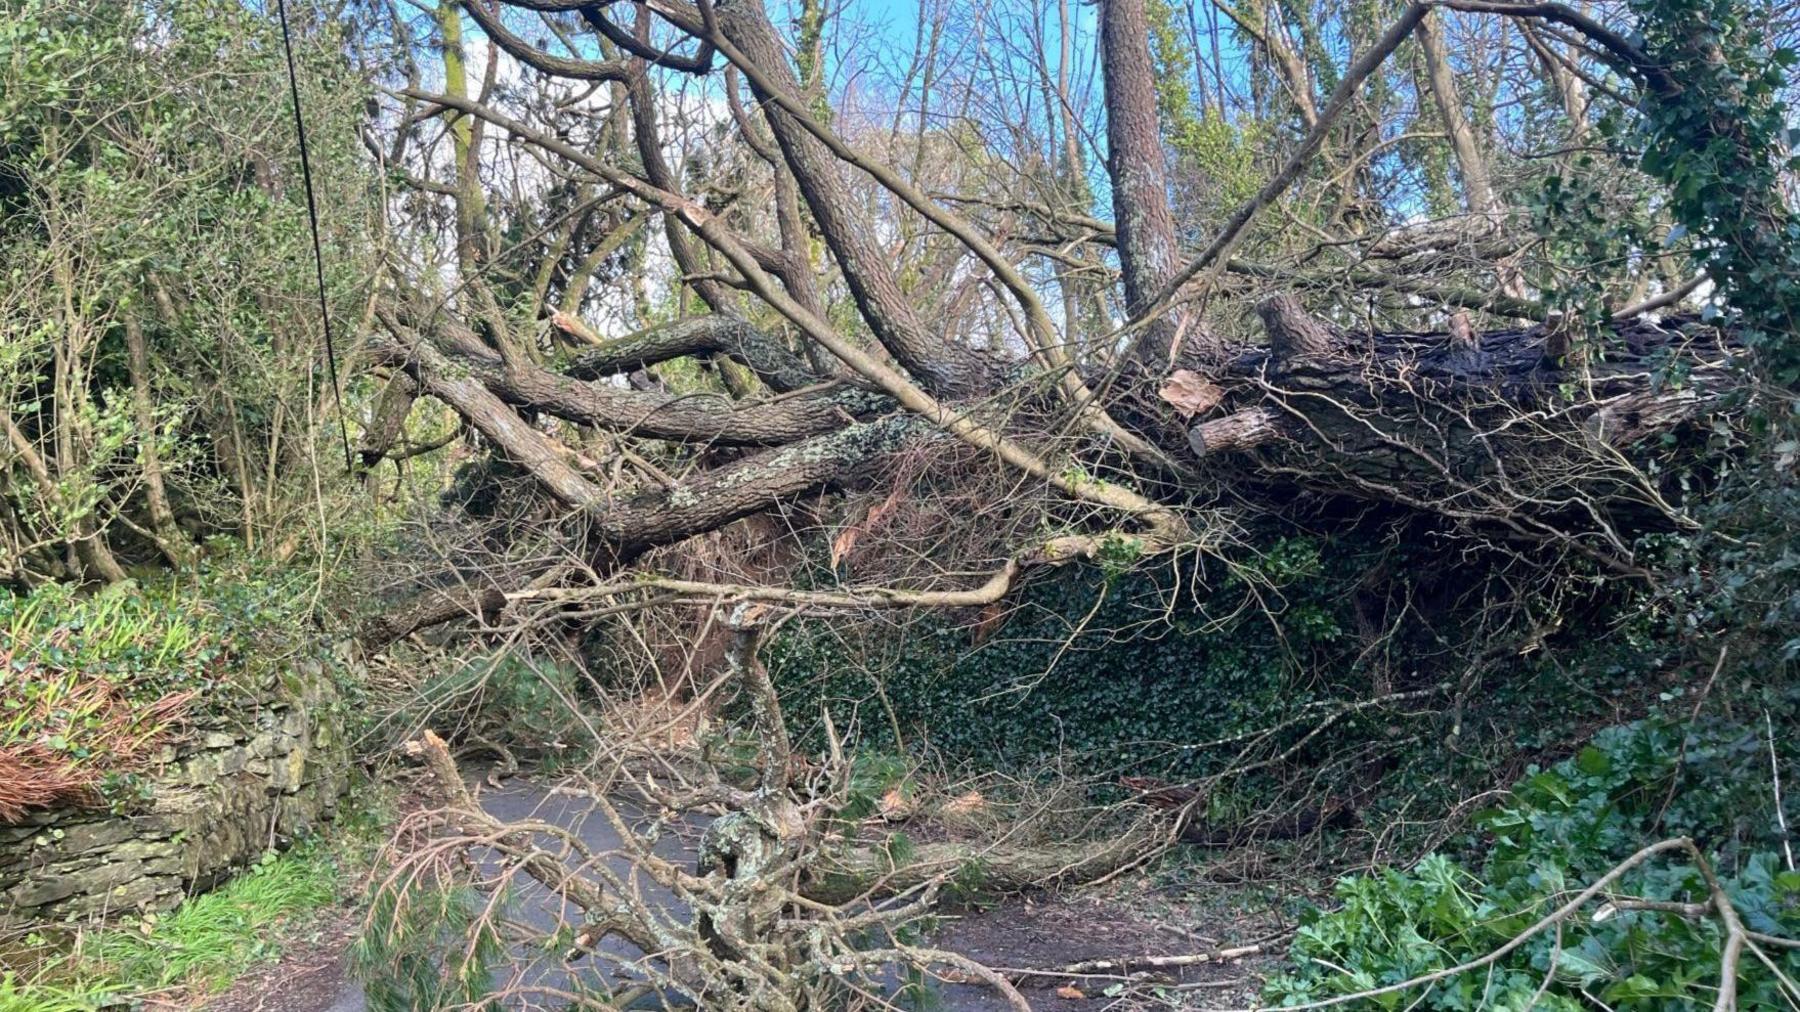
124;316;190;565
1417;11;1498;215
1101;0;1212;365
1417;11;1526;300
438;1;486;272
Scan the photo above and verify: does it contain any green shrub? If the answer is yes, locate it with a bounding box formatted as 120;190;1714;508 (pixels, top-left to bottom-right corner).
768;527;1652;796
1267;711;1800;1009
0;0;375;584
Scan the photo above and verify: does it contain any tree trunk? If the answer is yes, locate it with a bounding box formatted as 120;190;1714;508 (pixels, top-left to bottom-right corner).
124;316;190;565
1100;0;1202;366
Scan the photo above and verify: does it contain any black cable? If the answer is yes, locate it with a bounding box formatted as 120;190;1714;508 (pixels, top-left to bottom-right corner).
275;0;355;470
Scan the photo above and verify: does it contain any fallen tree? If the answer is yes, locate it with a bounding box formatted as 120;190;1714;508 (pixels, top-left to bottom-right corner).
343;0;1798;1005
351;0;1787;651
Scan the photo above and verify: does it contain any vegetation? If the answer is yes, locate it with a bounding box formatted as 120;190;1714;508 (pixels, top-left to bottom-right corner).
1271;711;1800;1008
0;0;1796;1009
0;562;349;818
0;0;373;588
350;881;507;1012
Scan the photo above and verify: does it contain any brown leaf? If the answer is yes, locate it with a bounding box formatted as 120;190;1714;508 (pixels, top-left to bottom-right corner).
829;484;907;569
1159;369;1224;418
877;785;916;820
1055;984;1087;999
828;525;860;570
971;601;1006;644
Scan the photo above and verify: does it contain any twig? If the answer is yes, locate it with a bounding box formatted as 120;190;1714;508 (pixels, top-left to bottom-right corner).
1655;645;1728;831
1003;943;1267;984
1767;709;1794;872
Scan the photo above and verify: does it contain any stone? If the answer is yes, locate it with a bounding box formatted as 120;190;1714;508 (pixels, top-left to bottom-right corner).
83;858;145;893
56;820;135;855
272;748;307;793
9;874;83;908
146;881;186;912
182;753;218;786
143;855;183;876
104;874;166;911
107;839;179;863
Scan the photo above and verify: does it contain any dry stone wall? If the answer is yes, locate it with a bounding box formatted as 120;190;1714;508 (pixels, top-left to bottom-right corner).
0;661;349;922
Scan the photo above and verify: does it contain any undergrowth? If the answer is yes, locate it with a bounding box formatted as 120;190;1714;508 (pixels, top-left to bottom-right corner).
1267;702;1800;1009
768;520;1660;859
351;881;507;1012
2;843;336;1011
368;645;594;766
90;845;336;990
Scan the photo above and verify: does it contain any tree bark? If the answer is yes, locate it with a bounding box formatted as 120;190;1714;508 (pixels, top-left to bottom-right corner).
557;315;819;393
1100;0;1201;366
1183;302;1736;563
124;316;189;564
1417;11;1498;217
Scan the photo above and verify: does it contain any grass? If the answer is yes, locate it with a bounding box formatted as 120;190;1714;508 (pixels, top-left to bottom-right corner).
0;975;118;1012
3;843;337;1010
87;844;339;991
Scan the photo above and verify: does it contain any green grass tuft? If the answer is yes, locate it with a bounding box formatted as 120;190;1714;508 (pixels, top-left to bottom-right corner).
0;973;116;1012
89;844;339;992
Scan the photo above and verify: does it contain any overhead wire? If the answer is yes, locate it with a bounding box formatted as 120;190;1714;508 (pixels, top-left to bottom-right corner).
275;0;355;470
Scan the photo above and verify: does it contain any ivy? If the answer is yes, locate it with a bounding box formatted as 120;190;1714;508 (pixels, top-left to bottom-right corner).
1618;0;1800;387
1268;709;1800;1009
767;524;1652;793
771;541;1357;777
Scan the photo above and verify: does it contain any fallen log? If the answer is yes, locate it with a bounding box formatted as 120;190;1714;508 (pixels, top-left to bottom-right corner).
1180;295;1739;561
801;833;1153;906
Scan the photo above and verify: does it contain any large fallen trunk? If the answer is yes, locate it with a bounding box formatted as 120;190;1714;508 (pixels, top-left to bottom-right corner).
360;291;1740;647
1175;297;1738;563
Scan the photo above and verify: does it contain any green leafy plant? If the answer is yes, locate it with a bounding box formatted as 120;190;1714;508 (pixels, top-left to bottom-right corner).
0;0;376;586
1618;0;1800;385
379;648;594;762
1268;712;1800;1009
